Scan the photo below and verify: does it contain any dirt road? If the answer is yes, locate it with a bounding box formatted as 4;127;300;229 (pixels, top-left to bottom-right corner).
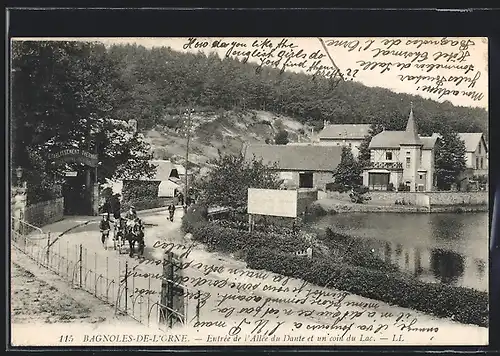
11;209;489;346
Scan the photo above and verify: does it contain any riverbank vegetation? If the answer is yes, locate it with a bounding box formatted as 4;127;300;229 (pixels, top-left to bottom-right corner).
181;206;488;327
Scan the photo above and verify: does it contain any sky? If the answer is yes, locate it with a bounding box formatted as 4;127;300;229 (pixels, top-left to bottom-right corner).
13;37;488;110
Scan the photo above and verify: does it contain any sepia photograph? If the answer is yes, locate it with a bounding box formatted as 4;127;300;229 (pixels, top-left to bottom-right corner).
9;36;489;347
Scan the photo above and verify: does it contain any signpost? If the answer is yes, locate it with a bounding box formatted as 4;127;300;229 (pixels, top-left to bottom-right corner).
247;188;298;232
48;149;99;168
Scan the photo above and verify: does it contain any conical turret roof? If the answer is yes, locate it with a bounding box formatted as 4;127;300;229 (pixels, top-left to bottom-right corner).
401;104;422;146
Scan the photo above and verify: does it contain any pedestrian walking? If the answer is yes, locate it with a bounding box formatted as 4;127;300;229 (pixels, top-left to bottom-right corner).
99;214;111;246
110;193;121;221
177;191;184;206
168;203;176;222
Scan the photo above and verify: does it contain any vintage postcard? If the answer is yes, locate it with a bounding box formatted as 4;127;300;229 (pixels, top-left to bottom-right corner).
9;36;489;347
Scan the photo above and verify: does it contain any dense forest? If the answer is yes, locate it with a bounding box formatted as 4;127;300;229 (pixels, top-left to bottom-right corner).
106;43;488;136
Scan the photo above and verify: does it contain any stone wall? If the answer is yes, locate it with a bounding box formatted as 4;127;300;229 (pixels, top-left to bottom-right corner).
24;197;64;227
327;191;488;206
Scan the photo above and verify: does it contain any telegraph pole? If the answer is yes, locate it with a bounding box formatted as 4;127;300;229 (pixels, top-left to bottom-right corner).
184;104;192;205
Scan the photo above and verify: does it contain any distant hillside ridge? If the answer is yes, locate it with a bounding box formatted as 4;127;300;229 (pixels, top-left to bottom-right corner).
144;109;317;172
108;44;488;139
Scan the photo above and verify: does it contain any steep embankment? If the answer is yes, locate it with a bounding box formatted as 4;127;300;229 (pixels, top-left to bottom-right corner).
143;109;315;172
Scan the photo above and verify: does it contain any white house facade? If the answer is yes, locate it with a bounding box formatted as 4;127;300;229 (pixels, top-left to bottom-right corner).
317;122;370;158
362;108;438;192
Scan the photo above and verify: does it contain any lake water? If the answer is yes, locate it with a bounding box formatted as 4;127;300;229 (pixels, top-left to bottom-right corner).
310;212;489;292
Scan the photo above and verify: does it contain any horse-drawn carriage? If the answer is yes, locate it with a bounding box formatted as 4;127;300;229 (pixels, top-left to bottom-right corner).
101;217;145;257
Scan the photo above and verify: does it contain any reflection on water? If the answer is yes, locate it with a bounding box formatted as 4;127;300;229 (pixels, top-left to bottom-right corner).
313;212;488;291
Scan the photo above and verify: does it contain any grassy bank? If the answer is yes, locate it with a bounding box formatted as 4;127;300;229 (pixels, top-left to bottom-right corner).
181;205;489;327
314;199;488;214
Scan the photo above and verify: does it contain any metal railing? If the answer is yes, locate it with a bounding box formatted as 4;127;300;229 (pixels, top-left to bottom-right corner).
367;161;403;169
11;217;201;332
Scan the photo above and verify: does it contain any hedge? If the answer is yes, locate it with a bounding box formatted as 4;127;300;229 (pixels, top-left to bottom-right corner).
320;228;400;272
246;248;488;327
181;207;488;327
190;221;309;254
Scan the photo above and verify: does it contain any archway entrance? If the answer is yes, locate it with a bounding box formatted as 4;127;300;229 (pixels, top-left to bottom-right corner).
49;149;99;216
62;171;95;215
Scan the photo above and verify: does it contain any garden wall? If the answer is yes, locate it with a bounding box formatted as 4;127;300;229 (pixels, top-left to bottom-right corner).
327;191;488;206
24;197;64;227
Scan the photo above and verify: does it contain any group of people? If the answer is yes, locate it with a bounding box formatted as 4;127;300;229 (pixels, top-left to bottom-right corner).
99;193;141;244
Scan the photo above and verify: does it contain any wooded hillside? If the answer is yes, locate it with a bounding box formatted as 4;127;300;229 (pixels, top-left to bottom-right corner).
107;43;488;136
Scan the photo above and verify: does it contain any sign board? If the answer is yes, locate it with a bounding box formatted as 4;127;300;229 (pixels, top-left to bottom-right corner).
65;171;78;177
48;149;99;168
247;188;298;218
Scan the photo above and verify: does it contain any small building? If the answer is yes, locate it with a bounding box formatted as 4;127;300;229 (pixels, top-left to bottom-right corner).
317;122;371;157
458;133;488;177
362;107;438;192
244;144;343;191
456;133;488;190
150;160;182;197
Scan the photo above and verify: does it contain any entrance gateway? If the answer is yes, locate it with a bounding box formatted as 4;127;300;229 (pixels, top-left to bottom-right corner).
48;149;99;216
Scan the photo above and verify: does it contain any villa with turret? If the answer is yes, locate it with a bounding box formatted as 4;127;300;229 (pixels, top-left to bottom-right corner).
362;106;438;192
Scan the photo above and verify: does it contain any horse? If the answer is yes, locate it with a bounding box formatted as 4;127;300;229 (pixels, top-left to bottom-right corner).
113;218;127;251
124;218;145;257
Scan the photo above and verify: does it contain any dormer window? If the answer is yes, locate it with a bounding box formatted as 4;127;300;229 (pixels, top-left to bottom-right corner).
386;152;392;160
479;143;481;154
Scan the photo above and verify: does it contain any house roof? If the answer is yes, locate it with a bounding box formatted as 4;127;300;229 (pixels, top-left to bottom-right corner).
369;131;437;149
150;160;180;181
318;124;371;140
244;144;343;171
402;108;422;145
458;133;487;152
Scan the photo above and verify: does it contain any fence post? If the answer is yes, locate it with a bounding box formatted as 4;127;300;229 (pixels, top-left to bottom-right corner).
196;290;201;323
79;244;83;288
106;256;109;302
124;261;128;313
46;232;51;265
94;252;97;297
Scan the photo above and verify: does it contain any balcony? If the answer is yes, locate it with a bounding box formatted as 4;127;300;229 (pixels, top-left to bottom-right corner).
366;161;403;170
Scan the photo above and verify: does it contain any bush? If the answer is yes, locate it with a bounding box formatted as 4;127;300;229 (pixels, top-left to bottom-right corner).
183;208;309;255
325;182;350;193
398;183;410;192
181;204;208;233
387;182;395;191
121;198;161;212
190;222;309;255
322;228;399;272
307;203;328;218
247;249;488;327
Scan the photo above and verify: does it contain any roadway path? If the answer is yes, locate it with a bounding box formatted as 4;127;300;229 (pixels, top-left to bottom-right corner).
16;209;489;346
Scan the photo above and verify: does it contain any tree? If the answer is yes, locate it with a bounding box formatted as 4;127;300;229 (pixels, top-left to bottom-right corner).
274;129;289;145
333;146;363;191
358;123;385;167
435;130;467;190
192;152;283;212
11;41;156;202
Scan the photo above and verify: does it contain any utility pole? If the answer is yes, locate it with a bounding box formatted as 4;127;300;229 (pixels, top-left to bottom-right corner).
184;103;192;205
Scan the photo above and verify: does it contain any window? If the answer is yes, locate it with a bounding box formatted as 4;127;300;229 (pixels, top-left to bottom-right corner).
418;185;424;192
481;158;484;169
479;143;481;154
476;157;479;169
406;157;411;168
406;151;411;156
386;152;392;160
419;174;423;180
368;173;390;189
299;172;314;188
